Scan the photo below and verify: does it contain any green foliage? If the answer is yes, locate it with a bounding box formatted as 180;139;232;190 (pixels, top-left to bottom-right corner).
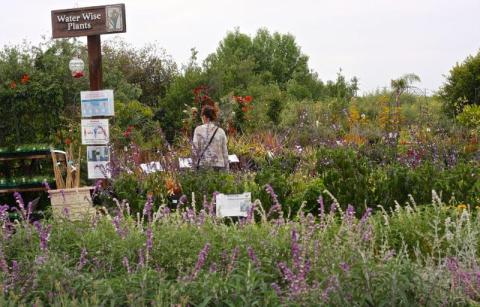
0;40;88;146
440;50;480;116
103;39;177;105
457;104;480;129
2;197;480;305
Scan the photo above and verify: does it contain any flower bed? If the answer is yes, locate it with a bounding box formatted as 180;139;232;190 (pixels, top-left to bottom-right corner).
1;192;479;305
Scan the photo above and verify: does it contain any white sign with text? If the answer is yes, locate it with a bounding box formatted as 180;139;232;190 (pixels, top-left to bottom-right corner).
81;119;109;145
216;192;251;217
81;90;114;117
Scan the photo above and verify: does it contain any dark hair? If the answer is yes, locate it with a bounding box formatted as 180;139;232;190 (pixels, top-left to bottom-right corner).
201;104;218;121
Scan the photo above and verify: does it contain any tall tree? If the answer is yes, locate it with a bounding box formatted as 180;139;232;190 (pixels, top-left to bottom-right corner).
440;50;480;116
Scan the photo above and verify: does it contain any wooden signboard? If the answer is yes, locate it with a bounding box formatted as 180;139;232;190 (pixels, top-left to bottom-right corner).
51;4;126;38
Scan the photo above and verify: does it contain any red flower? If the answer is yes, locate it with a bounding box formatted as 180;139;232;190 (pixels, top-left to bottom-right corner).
65;138;71;145
9;81;16;89
123;126;134;138
245;96;252;103
73;71;84;78
20;73;30;84
241;106;248;112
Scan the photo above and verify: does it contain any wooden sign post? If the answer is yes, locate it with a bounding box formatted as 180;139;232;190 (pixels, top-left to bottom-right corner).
51;3;126;90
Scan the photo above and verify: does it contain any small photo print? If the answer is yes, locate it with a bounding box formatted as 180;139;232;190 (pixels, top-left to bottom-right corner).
87;146;109;162
106;5;123;32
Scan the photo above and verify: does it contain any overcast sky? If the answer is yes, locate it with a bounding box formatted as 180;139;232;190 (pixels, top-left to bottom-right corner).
1;0;479;94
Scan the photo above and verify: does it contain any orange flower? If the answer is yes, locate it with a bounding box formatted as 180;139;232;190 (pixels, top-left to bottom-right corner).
9;81;17;89
65;138;71;145
241;106;248;112
245;96;252;103
20;73;30;84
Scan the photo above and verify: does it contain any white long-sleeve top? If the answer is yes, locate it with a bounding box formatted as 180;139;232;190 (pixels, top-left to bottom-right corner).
192;123;229;170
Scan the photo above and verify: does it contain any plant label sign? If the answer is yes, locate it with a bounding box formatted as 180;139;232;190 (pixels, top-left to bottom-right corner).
87;146;111;179
52;4;126;38
81;119;109;145
216;193;252;217
81;90;114;117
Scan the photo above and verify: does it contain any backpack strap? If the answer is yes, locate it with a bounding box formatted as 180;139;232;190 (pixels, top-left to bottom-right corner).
196;127;219;170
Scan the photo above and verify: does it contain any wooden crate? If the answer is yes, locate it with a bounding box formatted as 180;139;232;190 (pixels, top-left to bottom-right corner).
48;187;96;220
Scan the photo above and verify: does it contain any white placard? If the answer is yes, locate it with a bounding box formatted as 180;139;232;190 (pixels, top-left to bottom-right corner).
87;146;111;179
81;119;109;145
179;158;193;169
81;90;114;117
140;161;164;174
228;154;239;163
216;192;251;217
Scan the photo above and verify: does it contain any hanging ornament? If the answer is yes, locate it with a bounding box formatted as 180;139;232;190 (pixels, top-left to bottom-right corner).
69;56;85;78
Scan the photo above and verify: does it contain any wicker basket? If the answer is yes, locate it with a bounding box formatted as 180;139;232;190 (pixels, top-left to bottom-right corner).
48;187;96;220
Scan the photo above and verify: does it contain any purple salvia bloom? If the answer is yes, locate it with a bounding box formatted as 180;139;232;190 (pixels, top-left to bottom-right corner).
112;211;127;239
33;221;51;251
278;262;295;283
330;203;337;214
209;262;217;273
0;204;9;222
318;195;325;220
345;204;355;219
447;257;459;272
11;260;19;284
192;243;211;279
0;248;9;273
137;249;145;268
93;180;102;194
196;210;206;226
123;257;132;274
321;275;338;303
271;282;282;297
146;226;153;254
228;247;240;273
383;250;396;262
340;262;350;273
247;246;260;267
77;248;88;270
362;223;373;242
267;204;282;218
35;255;47;265
14;192;24;207
291;229;301;269
14;192;27;220
143;195;154;222
178;195;188;206
265;184;280;207
246;202;255;223
360;207;373;224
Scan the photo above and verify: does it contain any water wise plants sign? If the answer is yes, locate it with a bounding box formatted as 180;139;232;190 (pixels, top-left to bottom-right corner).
51;4;126;38
216;192;251;217
87;145;111;179
81;119;109;145
81;90;114;117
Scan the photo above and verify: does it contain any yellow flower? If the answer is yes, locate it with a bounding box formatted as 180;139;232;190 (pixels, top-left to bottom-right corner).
456;204;467;212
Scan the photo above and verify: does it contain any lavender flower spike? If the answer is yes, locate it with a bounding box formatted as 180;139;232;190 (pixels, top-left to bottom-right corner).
192;243;211;279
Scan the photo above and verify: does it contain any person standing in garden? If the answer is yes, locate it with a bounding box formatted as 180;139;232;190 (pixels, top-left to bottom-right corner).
193;104;229;171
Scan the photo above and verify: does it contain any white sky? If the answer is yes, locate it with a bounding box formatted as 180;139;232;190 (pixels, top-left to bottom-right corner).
1;0;479;94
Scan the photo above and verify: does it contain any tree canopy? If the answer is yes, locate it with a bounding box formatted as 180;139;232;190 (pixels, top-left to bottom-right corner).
440;50;480;116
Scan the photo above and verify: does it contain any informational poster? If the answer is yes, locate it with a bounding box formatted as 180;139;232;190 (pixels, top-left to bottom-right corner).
216;192;252;217
87;146;111;179
140;161;164;174
81;119;109;145
228;154;239;163
179;158;193;169
81;90;114;117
